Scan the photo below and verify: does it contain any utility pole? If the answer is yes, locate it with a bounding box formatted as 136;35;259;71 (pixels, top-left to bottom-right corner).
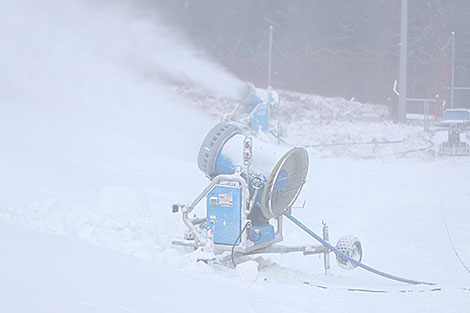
268;25;273;89
398;0;408;121
451;32;455;109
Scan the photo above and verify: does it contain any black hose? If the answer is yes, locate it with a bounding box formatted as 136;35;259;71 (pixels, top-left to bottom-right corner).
369;139;434;158
303;139;404;148
278;135;435;159
231;222;251;268
276;136;405;148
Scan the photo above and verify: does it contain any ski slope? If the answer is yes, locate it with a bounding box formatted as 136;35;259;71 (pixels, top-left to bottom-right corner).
1;1;470;312
2;151;470;313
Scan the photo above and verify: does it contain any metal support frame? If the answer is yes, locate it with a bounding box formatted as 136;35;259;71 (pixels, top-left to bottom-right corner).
173;170;284;253
322;221;330;275
444;86;470;110
424;101;430;131
172;165;331;274
177;172;249;247
393;80;438;130
444;32;470;109
174;178;332;274
209;221;332;275
444;87;470;91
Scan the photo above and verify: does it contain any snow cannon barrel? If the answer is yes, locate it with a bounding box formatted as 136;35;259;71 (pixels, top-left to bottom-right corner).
238;81;279;109
239;82;261;107
234;82;280;132
198;122;308;219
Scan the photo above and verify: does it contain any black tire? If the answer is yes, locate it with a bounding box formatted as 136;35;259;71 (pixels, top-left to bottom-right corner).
335;236;362;270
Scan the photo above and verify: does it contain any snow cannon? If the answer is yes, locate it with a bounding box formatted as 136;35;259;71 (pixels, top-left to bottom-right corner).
438;109;470;156
172;124;436;285
228;82;280;134
197;122;307;221
172;122;363;275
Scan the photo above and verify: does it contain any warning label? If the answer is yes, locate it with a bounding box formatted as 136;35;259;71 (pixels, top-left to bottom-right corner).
218;193;233;207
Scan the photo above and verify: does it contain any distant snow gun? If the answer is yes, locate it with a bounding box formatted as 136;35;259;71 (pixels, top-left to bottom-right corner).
225;27;282;137
171;122;435;284
226;82;281;137
438;109;470;156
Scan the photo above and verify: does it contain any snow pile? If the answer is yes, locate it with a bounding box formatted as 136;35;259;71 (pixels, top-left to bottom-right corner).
236;260;259;282
0;199;169;260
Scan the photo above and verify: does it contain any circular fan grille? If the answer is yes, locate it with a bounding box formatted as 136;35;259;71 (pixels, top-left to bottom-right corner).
260;147;309;219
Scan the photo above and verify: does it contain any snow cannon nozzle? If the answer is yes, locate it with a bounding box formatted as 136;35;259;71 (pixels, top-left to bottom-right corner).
239;81;257;106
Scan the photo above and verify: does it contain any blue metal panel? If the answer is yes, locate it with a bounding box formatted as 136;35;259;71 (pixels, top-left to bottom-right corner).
249;95;262;107
206;185;242;245
248;224;275;245
215;153;236;175
250;104;269;132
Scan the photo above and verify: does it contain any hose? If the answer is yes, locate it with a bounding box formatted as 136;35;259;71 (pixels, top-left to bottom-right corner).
369;139;434;158
231;222;251;268
302;139;404;148
273;134;405;148
284;212;435;285
278;135;435;159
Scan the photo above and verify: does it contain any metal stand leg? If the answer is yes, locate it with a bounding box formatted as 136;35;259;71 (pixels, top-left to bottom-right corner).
322;220;330;275
205;222;215;253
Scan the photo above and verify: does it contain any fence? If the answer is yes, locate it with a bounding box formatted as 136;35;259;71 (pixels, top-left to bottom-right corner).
196;33;452;109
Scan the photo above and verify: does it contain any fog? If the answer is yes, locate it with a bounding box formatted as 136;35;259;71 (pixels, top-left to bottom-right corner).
153;0;470;108
0;0;245;203
0;0;248;156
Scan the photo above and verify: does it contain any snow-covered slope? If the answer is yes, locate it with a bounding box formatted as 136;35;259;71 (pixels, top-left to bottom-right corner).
2;156;470;313
2;222;322;313
1;1;470;313
181;86;436;158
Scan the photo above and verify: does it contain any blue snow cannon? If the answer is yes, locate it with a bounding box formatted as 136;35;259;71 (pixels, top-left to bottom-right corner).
172;122;362;273
229;82;280;133
197;122;308;221
171;122;309;252
171;123;436;286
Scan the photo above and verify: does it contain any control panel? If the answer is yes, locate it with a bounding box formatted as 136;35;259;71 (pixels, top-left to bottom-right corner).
206;185;242;245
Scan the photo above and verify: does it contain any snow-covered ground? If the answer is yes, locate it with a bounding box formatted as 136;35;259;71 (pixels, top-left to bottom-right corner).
1;1;470;312
2;155;470;313
185;86;437;159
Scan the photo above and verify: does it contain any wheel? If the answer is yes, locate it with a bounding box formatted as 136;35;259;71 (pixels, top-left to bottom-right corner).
335;236;362;270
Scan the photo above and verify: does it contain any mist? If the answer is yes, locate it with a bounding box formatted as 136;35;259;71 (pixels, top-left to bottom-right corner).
0;0;245;203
